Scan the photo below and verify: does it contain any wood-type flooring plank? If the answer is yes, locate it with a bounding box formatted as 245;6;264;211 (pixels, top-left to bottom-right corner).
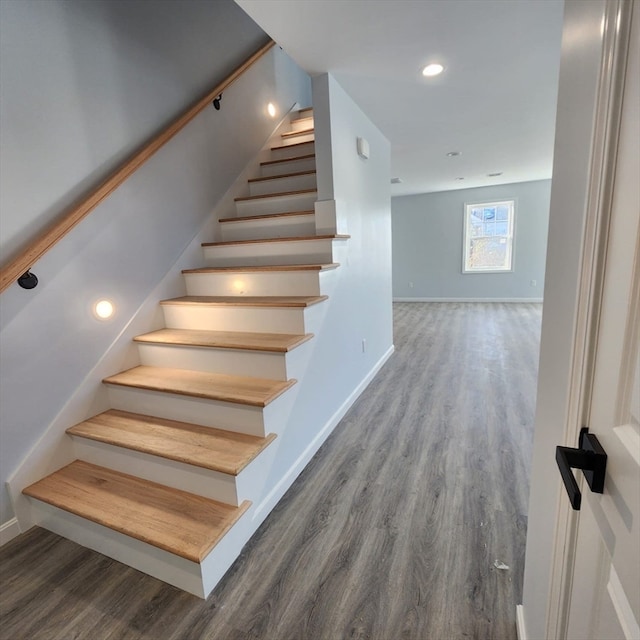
1;303;541;640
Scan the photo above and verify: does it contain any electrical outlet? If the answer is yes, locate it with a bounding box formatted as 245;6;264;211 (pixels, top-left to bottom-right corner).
362;339;366;353
408;281;414;289
530;279;537;287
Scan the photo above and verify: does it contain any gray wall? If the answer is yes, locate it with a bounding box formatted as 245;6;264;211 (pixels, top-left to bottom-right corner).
392;180;551;300
0;0;268;264
0;0;312;527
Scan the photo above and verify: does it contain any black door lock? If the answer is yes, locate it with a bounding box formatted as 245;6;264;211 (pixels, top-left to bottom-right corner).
555;427;607;510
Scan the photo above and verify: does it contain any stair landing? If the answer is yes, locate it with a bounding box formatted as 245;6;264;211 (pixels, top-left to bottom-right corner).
23;460;250;563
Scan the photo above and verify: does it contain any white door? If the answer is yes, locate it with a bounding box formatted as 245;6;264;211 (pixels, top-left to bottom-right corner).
563;2;640;637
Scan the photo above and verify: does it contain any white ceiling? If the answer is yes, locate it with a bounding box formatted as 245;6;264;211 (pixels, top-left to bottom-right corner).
236;0;565;196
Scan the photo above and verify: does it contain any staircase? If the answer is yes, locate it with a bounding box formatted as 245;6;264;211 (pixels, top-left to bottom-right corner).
22;107;348;598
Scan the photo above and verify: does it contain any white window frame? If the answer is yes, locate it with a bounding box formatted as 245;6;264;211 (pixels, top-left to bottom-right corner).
462;199;516;273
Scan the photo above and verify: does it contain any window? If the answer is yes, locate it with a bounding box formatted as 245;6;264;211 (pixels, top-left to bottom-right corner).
463;200;515;272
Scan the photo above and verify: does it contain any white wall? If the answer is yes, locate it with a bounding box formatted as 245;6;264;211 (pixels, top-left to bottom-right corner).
391;180;551;301
0;0;312;527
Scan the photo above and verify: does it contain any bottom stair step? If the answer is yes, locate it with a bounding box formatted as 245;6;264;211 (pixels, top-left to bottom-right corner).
23;460;250;563
67;409;277;475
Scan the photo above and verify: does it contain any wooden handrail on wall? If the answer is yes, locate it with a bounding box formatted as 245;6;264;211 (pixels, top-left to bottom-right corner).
0;39;276;294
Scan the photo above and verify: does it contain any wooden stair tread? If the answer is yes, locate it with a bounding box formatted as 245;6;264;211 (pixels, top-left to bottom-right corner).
23;460;250;562
134;328;314;352
67;409;276;475
248;170;316;184
271;140;315;152
219;210;315;224
202;234;349;247
160;295;328;309
103;366;296;407
291;114;313;124
282;128;314;138
297;107;313;115
182;263;338;274
260;154;315;167
234;188;316;203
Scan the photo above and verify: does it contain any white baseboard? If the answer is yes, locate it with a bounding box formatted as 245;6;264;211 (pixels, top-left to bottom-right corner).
0;517;21;547
393;297;544;303
516;604;527;640
255;344;395;519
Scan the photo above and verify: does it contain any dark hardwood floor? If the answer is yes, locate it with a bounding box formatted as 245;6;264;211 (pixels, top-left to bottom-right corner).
0;302;542;640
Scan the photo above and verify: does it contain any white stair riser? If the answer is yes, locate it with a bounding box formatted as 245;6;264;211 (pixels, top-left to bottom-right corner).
105;384;296;438
248;172;316;197
136;342;289;380
183;270;323;297
261;156;315;178
106;386;268;436
270;141;315;161
280;131;314;146
72;438;240;505
202;239;335;267
235;191;317;217
220;213;316;241
28;500;207;597
289;115;314;132
162;304;309;334
137;341;312;381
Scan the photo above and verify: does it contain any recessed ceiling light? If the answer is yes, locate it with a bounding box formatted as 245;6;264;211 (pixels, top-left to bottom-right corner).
390;177;403;184
446;151;461;157
422;63;444;77
487;172;503;177
267;102;277;117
